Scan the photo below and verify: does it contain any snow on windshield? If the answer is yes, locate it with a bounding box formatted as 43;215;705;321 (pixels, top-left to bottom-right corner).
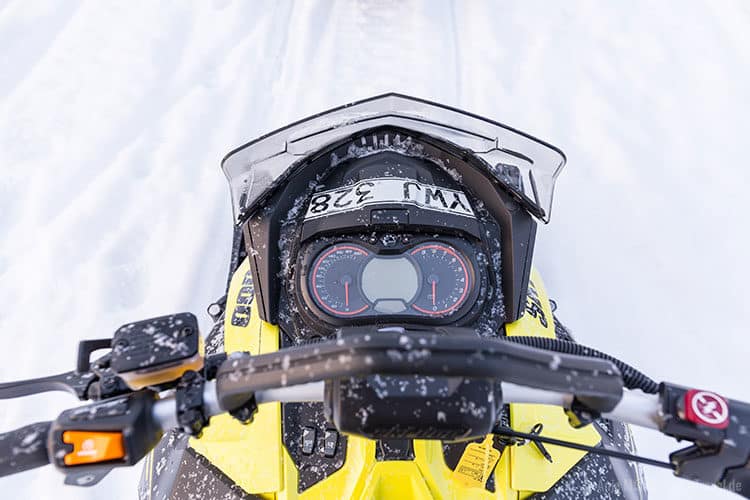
222;94;567;224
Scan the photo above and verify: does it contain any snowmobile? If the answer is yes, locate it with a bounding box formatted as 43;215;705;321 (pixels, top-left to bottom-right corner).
1;94;749;499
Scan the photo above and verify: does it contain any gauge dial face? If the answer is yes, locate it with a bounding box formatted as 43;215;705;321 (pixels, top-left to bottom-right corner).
310;245;370;316
306;241;475;320
409;243;472;316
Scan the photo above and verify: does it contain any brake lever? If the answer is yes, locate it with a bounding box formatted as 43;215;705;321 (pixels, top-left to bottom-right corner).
0;349;130;402
0;337;117;401
0;371;97;401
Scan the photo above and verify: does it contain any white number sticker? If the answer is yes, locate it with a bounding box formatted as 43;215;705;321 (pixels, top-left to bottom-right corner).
304;178;475;220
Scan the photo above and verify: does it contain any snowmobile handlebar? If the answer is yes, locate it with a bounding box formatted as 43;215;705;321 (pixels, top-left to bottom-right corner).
0;383;659;482
151;379;663;430
1;324;750;497
214;328;626;419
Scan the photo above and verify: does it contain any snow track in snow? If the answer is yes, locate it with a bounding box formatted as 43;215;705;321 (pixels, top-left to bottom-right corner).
1;1;749;498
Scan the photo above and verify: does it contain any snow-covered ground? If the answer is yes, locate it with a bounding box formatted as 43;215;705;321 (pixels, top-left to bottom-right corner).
1;1;748;498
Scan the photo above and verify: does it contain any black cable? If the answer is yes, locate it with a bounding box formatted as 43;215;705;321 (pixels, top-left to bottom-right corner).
500;336;660;394
492;426;674;470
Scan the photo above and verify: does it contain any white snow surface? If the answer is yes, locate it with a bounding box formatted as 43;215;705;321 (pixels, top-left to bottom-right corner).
1;1;749;498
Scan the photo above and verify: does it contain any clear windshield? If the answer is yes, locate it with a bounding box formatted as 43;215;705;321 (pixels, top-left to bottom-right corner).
222;94;566;223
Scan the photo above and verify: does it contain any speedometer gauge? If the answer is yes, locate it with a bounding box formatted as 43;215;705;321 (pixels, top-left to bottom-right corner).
409;243;472;316
310;245;370;316
304;239;477;322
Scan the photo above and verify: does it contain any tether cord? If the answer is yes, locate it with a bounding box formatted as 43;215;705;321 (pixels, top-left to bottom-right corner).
492;426;674;470
497;336;660;394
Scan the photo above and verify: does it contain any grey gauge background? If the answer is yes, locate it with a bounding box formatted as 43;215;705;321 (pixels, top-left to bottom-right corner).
361;257;419;313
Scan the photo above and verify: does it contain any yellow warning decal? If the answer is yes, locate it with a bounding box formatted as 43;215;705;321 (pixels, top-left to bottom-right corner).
451;434;501;489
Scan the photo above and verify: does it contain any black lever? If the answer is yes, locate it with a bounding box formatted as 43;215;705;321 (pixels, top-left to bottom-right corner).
0;371;96;401
0;337;114;401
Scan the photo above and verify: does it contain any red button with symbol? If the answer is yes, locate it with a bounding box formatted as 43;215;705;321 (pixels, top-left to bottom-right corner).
684;390;730;429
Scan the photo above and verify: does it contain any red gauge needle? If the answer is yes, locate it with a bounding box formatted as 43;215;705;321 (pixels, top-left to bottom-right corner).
432;279;436;306
345;281;350;307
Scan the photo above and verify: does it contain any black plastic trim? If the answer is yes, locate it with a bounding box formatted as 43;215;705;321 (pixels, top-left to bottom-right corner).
242;126;537;326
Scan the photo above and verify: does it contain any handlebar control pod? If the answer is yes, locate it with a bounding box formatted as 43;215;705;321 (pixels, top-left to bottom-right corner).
659;383;750;498
47;390;163;486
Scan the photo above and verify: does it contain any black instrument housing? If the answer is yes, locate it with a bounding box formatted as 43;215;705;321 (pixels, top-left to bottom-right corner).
239;127;537;333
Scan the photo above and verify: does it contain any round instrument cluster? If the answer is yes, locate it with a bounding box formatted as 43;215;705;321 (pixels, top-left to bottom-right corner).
307;241;474;320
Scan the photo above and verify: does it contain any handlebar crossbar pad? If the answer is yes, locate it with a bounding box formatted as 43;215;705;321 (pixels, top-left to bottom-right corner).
216;327;624;413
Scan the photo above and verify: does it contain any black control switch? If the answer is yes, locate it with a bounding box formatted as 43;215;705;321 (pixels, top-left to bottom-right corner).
323;429;338;457
302;427;316;455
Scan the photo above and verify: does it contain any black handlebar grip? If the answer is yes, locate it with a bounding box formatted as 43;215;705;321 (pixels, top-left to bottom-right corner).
0;421;51;477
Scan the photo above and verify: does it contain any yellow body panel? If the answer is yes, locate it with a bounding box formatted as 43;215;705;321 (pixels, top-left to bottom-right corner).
190;258;285;495
189;260;600;498
302;437;517;500
505;269;601;495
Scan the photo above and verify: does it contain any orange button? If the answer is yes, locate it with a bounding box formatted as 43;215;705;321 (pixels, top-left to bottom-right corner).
62;431;125;466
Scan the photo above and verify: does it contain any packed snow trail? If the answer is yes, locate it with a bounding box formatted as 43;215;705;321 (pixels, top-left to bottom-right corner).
1;1;749;498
